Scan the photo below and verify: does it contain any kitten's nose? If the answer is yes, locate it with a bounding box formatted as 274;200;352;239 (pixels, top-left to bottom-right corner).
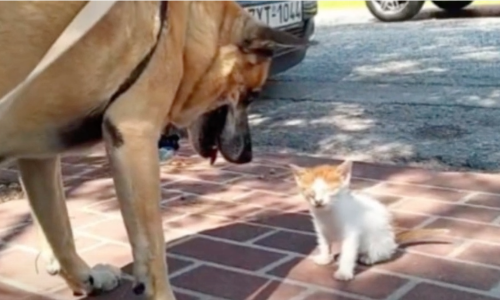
313;200;324;207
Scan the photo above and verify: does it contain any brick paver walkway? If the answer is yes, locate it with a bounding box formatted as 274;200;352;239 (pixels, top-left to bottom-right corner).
2;144;500;300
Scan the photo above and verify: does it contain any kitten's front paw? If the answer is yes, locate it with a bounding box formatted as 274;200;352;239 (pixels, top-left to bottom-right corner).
313;254;334;265
334;270;354;281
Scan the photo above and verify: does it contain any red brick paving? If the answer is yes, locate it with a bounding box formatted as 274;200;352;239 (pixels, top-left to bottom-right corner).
255;230;317;255
400;283;500;300
457;243;500;267
466;193;500;209
392;198;500;223
267;257;408;299
425;218;500;244
368;182;469;202
171;265;306;300
0;282;53;300
303;292;354;300
200;222;275;243
378;252;500;290
1;146;500;299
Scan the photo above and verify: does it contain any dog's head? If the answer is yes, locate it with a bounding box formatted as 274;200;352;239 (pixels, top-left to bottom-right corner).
187;3;310;165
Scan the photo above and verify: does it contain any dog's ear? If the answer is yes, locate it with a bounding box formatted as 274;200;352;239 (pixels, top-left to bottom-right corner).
239;18;311;60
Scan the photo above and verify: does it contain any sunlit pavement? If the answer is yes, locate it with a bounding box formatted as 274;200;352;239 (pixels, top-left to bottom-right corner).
2;144;500;299
251;6;500;172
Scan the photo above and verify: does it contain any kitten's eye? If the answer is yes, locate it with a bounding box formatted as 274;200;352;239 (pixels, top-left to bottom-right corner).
330;188;340;195
303;191;315;202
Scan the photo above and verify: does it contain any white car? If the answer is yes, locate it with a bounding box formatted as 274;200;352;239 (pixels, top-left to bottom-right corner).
365;1;473;22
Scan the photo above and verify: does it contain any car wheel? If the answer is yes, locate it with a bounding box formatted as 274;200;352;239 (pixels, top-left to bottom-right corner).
432;1;473;12
365;1;425;22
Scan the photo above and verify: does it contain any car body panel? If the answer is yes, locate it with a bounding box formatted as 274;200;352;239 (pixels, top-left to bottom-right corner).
237;0;317;75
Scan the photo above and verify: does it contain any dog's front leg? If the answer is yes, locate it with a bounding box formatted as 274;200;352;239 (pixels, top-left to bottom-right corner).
31;212;61;275
102;116;175;300
18;157;121;295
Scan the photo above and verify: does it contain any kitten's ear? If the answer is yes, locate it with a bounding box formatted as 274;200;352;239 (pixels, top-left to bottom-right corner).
337;160;353;186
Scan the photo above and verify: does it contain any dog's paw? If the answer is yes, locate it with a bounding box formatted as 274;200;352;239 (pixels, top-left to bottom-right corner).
83;264;122;295
45;256;61;276
38;250;61;276
313;254;334;266
333;269;354;281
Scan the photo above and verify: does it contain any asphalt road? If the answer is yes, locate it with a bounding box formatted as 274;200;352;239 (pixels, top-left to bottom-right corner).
250;6;500;172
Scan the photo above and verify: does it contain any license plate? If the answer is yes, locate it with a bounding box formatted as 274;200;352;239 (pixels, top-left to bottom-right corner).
246;1;303;28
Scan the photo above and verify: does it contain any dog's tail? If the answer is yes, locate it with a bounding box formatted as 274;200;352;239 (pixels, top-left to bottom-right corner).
395;228;450;245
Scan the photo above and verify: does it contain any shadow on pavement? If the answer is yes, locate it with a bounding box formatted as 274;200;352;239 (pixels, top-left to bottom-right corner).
249;5;500;172
414;4;500;22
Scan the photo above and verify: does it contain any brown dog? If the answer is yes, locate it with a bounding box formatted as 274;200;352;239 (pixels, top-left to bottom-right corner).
0;1;308;299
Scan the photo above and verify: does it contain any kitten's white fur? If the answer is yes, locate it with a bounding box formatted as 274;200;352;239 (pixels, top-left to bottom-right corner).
310;188;398;281
292;161;449;281
295;161;398;281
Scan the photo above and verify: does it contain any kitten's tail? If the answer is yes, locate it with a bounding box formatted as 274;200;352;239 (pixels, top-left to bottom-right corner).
395;228;451;245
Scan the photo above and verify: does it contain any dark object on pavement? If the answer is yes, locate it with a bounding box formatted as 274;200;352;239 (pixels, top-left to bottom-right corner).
432;1;473;12
158;133;180;151
365;1;474;22
158;134;180;162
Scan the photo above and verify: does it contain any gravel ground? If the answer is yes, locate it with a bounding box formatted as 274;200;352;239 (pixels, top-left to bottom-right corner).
249;6;500;172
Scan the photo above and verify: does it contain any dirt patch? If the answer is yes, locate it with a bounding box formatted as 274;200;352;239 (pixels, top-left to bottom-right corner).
0;182;23;203
0;170;24;203
412;124;469;140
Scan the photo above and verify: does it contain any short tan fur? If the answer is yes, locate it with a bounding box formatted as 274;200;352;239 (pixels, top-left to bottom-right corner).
0;2;309;299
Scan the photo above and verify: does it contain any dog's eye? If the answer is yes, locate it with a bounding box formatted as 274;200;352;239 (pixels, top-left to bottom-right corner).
249;90;261;99
243;89;261;105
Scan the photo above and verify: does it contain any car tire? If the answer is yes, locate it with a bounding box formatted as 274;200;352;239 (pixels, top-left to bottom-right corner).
365;1;425;22
432;1;473;12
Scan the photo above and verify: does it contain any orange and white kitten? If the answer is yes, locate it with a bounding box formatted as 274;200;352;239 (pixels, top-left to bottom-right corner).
290;160;449;281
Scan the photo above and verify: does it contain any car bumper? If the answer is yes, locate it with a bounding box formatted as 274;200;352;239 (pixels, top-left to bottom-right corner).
238;0;318;76
270;17;316;75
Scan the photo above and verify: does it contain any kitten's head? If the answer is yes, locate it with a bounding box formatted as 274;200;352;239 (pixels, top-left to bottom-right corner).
289;160;353;209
